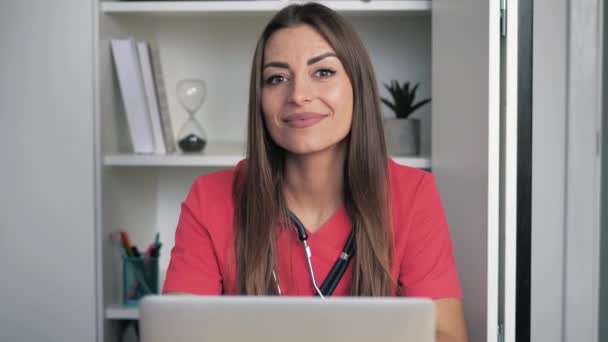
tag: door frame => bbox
[501,0,534,341]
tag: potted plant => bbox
[381,80,431,156]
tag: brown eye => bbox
[264,75,288,85]
[315,69,336,78]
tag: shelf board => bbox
[106,304,139,320]
[105,153,245,167]
[104,141,246,167]
[105,152,430,169]
[101,1,431,15]
[392,156,431,169]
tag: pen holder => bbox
[122,256,159,306]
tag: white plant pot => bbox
[383,118,420,156]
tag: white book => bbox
[149,46,176,153]
[137,41,166,154]
[110,38,155,154]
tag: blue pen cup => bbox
[122,256,159,306]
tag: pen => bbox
[144,242,155,258]
[151,242,162,257]
[119,231,134,257]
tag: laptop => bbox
[139,295,435,342]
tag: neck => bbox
[283,142,346,231]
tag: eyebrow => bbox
[262,52,338,70]
[307,52,338,65]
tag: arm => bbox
[435,298,468,342]
[162,178,223,295]
[398,173,467,341]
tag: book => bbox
[137,41,166,155]
[149,45,177,153]
[110,38,155,154]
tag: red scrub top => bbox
[163,159,462,299]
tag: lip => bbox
[283,112,328,128]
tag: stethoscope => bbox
[272,211,355,299]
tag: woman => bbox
[163,3,467,342]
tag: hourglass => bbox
[176,79,208,153]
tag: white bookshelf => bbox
[97,1,433,340]
[101,1,431,15]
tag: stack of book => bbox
[110,38,176,154]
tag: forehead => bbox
[263,24,335,62]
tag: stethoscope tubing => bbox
[287,211,355,297]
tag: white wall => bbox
[532,0,603,341]
[432,1,500,341]
[530,0,568,340]
[0,1,97,341]
[599,1,608,340]
[563,0,603,338]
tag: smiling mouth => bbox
[283,112,328,128]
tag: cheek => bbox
[261,90,278,129]
[261,88,286,121]
[261,90,272,117]
[322,79,353,122]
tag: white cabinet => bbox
[0,1,97,342]
[95,1,502,342]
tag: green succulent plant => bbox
[381,81,431,119]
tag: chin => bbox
[279,138,346,156]
[281,143,325,155]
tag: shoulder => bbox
[190,160,242,197]
[387,158,433,198]
[189,159,246,197]
[387,159,443,235]
[184,159,246,228]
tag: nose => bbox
[288,74,314,105]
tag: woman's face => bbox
[261,24,354,155]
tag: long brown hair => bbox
[232,3,394,296]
